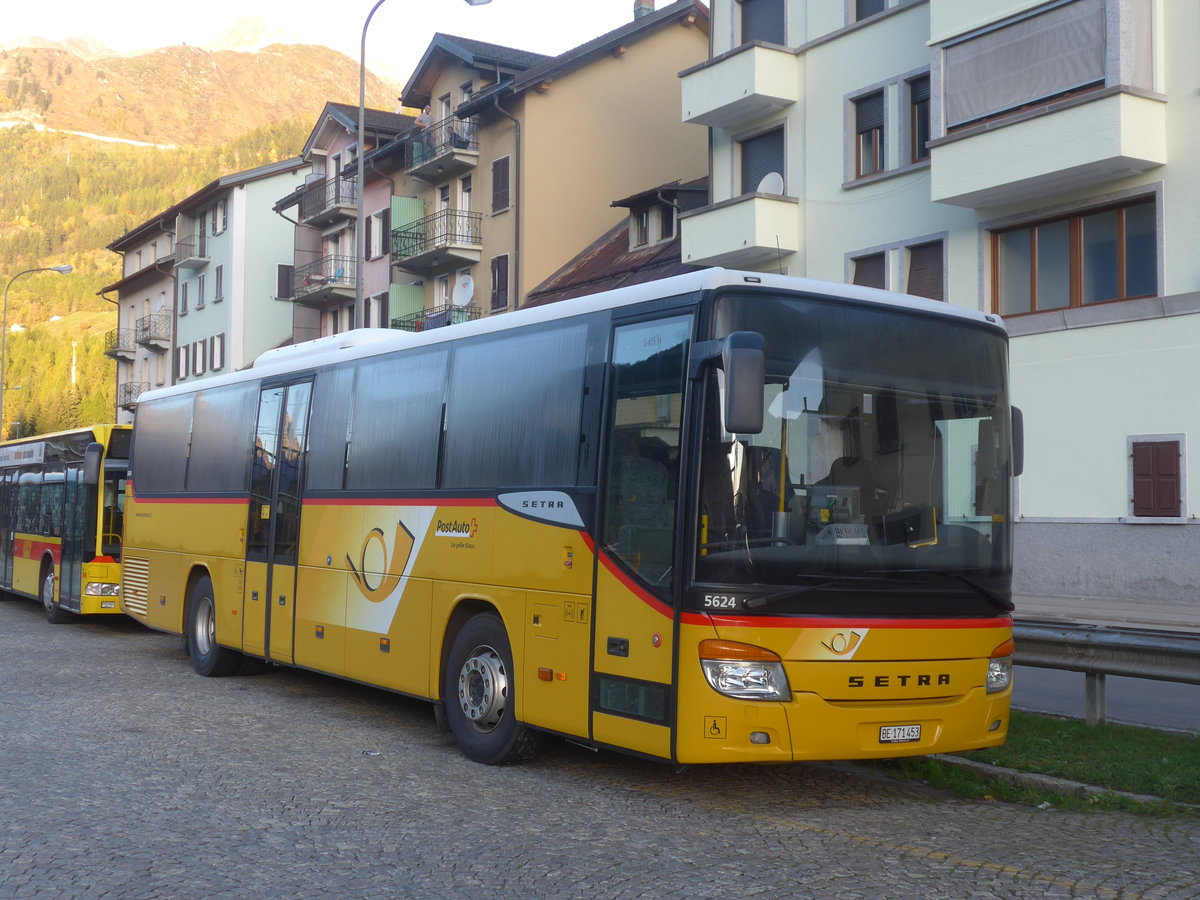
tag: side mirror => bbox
[721,332,765,435]
[1011,406,1024,477]
[83,442,104,486]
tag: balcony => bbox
[118,382,149,410]
[292,255,356,307]
[404,115,480,182]
[135,314,171,351]
[679,193,800,269]
[681,43,799,129]
[391,303,482,333]
[104,328,136,361]
[174,236,208,269]
[299,176,358,228]
[930,89,1167,208]
[392,210,483,274]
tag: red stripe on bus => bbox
[304,497,499,508]
[689,613,1011,630]
[596,548,674,619]
[12,538,62,563]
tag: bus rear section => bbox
[0,425,130,622]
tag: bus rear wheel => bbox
[443,612,541,765]
[186,575,241,677]
[42,567,74,625]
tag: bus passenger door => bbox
[59,466,84,610]
[0,469,14,590]
[243,381,312,664]
[591,315,692,761]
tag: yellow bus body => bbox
[124,490,1009,763]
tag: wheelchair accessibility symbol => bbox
[703,716,728,739]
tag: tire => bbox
[443,612,541,765]
[185,575,242,677]
[41,567,74,625]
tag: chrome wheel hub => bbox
[457,646,508,732]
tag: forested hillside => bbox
[0,40,398,437]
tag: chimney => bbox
[634,0,654,19]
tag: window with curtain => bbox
[943,0,1106,129]
[992,197,1156,316]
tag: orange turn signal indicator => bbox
[698,639,781,662]
[990,638,1015,658]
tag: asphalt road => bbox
[1014,665,1200,732]
[2,597,1198,899]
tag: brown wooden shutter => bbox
[491,255,509,310]
[1132,440,1181,517]
[906,241,944,301]
[852,253,885,289]
[492,157,510,212]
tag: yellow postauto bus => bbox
[0,425,130,623]
[122,269,1021,765]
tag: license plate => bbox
[879,724,921,744]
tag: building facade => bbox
[103,158,310,420]
[679,0,1197,604]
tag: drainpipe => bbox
[492,85,521,308]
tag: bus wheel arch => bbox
[40,556,73,624]
[184,568,241,677]
[440,604,541,765]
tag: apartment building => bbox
[388,0,710,325]
[101,213,177,424]
[679,0,1196,604]
[103,158,309,417]
[273,103,415,337]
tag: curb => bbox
[930,754,1197,810]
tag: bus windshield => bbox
[695,291,1013,614]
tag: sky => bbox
[4,0,666,81]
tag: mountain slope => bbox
[0,42,399,145]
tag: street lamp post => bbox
[1,265,72,435]
[354,0,493,330]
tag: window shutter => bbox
[906,242,944,301]
[740,128,785,195]
[856,0,885,20]
[1132,441,1181,517]
[491,255,509,310]
[365,214,373,259]
[741,0,786,44]
[277,264,294,299]
[852,253,886,289]
[492,157,510,212]
[910,75,931,104]
[211,333,225,371]
[856,92,884,134]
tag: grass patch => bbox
[879,711,1200,814]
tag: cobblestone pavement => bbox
[2,599,1197,900]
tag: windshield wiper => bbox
[864,568,1015,612]
[742,574,894,610]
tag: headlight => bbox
[987,638,1014,693]
[699,639,791,701]
[85,583,121,597]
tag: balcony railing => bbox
[292,254,356,306]
[118,382,149,410]
[391,303,482,333]
[135,314,171,349]
[392,209,483,272]
[104,328,136,359]
[299,176,359,227]
[404,114,480,181]
[175,235,208,269]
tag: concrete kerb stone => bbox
[930,754,1200,812]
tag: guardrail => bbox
[1013,621,1200,726]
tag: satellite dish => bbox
[451,274,475,307]
[756,171,784,195]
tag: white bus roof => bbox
[138,268,1005,405]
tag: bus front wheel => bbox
[186,575,241,677]
[42,567,74,625]
[443,612,541,765]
